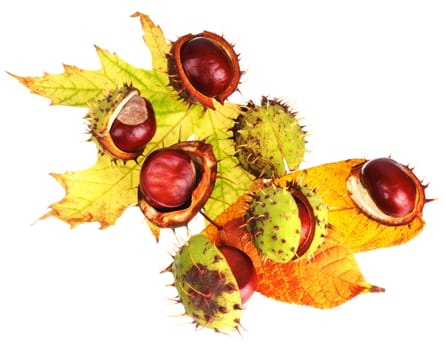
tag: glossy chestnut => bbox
[168,31,241,109]
[109,95,156,154]
[90,86,156,160]
[347,157,425,225]
[139,148,197,211]
[288,186,315,257]
[218,245,257,304]
[138,141,217,228]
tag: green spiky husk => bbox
[246,185,302,263]
[172,234,242,331]
[233,97,306,179]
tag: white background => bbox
[1,0,445,349]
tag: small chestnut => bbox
[109,94,156,154]
[89,86,156,160]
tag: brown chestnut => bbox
[168,31,241,109]
[89,86,156,160]
[138,141,217,228]
[347,157,425,225]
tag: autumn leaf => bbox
[10,62,114,107]
[11,12,256,232]
[40,154,140,228]
[193,104,256,218]
[273,159,426,252]
[204,193,383,308]
[133,12,169,74]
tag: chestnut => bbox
[347,157,426,225]
[138,141,217,228]
[288,186,317,257]
[218,245,257,304]
[109,94,156,154]
[89,86,156,160]
[168,31,241,109]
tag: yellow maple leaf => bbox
[40,154,140,229]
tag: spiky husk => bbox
[171,234,242,331]
[233,97,306,179]
[246,185,302,263]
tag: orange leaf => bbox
[274,159,426,252]
[204,194,383,309]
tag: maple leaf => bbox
[11,12,256,233]
[204,193,384,308]
[40,154,140,228]
[274,159,426,252]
